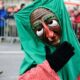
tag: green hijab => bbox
[14,0,80,79]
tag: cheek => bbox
[50,27,61,35]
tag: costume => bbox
[14,0,80,80]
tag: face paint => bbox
[31,8,61,46]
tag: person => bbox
[69,9,77,34]
[74,7,80,42]
[20,3,25,9]
[17,3,25,12]
[0,0,7,41]
[14,0,80,80]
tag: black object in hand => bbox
[45,41,74,72]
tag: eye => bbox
[36,28,44,36]
[48,20,58,27]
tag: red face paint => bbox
[41,22,55,38]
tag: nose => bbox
[41,22,55,38]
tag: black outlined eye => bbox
[48,20,58,27]
[36,28,44,36]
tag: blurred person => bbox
[17,3,25,12]
[0,0,8,41]
[7,6,14,19]
[69,9,77,33]
[14,0,80,80]
[74,7,80,42]
[14,6,20,13]
[20,3,25,9]
[7,6,17,38]
[14,3,25,13]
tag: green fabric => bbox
[14,0,80,79]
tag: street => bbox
[0,42,24,80]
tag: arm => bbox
[45,41,74,72]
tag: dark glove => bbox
[45,41,74,72]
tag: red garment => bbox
[77,75,80,80]
[18,60,60,80]
[75,14,80,23]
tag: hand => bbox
[45,41,74,72]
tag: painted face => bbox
[30,8,61,46]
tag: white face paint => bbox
[36,28,44,36]
[48,20,58,27]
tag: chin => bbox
[51,40,61,47]
[52,43,60,47]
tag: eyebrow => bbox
[43,15,54,21]
[42,13,56,21]
[32,14,55,27]
[32,20,42,29]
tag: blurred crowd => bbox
[69,5,80,42]
[0,0,25,42]
[0,0,80,42]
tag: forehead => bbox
[30,8,55,23]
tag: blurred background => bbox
[0,0,80,80]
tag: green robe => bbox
[14,0,80,80]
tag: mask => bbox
[30,8,61,46]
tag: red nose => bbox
[41,22,55,38]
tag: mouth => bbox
[48,37,60,45]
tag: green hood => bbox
[14,0,80,79]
